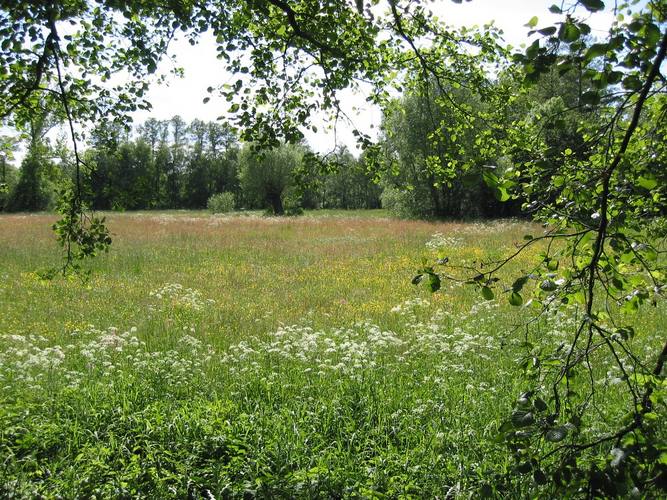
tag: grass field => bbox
[0,211,664,497]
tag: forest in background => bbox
[0,64,594,220]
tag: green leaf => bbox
[512,276,528,293]
[482,286,495,300]
[549,4,562,13]
[620,251,635,264]
[545,426,568,442]
[611,276,625,291]
[580,0,605,12]
[585,43,608,60]
[581,90,600,106]
[622,75,642,91]
[533,469,548,485]
[628,20,643,33]
[526,16,539,29]
[642,246,658,262]
[511,410,535,428]
[534,398,548,412]
[493,186,510,202]
[621,296,639,314]
[538,26,557,36]
[559,22,581,43]
[427,273,441,293]
[637,176,657,190]
[482,169,499,188]
[509,292,523,306]
[607,71,624,84]
[526,39,540,59]
[499,420,514,434]
[644,23,660,46]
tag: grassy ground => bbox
[0,210,663,497]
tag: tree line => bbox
[0,65,590,220]
[0,115,382,215]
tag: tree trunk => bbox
[268,190,284,215]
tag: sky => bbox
[5,0,624,165]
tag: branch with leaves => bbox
[414,2,667,495]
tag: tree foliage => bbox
[238,142,305,215]
[378,77,523,218]
[83,117,241,211]
[416,1,667,495]
[319,147,382,210]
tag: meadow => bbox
[0,211,664,498]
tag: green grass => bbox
[0,211,663,497]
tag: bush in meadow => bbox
[380,185,434,219]
[207,192,235,213]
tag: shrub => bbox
[380,185,434,219]
[281,186,304,216]
[207,192,235,213]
